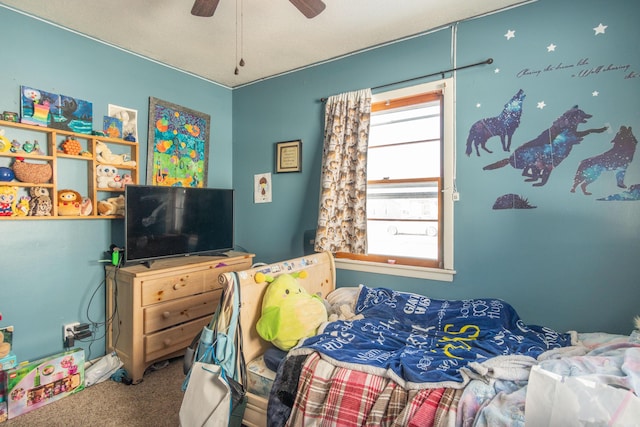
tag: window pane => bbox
[367,181,439,220]
[367,220,438,260]
[369,115,441,147]
[367,140,440,180]
[367,181,439,260]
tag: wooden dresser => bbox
[105,251,254,384]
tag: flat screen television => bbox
[124,184,234,266]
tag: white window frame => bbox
[335,78,456,282]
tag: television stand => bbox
[142,260,155,269]
[105,251,255,384]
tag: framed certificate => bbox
[275,139,302,173]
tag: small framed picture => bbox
[103,116,123,139]
[275,139,302,173]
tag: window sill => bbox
[335,258,455,282]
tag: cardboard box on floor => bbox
[0,326,15,423]
[5,348,85,420]
[1,369,7,423]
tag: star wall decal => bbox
[504,30,515,40]
[476,103,482,108]
[537,101,546,109]
[547,43,557,52]
[494,68,500,73]
[592,91,599,96]
[593,23,607,35]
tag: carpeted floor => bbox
[4,356,185,427]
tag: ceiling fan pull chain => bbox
[234,0,240,74]
[239,0,245,68]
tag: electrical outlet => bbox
[63,322,80,341]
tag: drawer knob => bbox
[162,311,171,319]
[163,338,172,347]
[173,282,186,290]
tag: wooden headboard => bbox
[219,251,336,363]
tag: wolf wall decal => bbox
[483,105,607,186]
[466,89,525,157]
[571,125,637,195]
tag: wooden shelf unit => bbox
[0,119,139,219]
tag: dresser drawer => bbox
[144,290,221,334]
[140,270,208,306]
[145,316,211,362]
[203,259,253,292]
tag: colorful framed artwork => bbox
[146,97,210,187]
[275,139,302,173]
[20,86,60,128]
[103,116,123,138]
[20,86,93,134]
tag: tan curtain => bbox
[314,89,371,254]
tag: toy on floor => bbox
[256,271,328,351]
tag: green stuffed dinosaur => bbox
[255,271,328,351]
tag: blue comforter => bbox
[291,286,573,388]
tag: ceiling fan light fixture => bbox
[191,0,220,17]
[289,0,326,19]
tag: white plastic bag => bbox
[179,362,231,427]
[85,351,123,387]
[525,365,640,426]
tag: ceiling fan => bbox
[191,0,326,19]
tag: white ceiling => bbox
[0,0,529,88]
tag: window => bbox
[336,78,455,281]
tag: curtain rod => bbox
[320,58,493,102]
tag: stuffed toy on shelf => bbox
[57,189,83,216]
[0,185,19,216]
[96,164,121,189]
[97,195,124,216]
[95,141,136,166]
[28,186,52,216]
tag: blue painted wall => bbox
[1,0,638,364]
[233,0,640,335]
[0,7,234,361]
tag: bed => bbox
[219,252,640,427]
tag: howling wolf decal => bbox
[483,105,607,186]
[571,126,637,195]
[466,89,525,157]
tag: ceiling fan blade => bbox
[290,0,326,19]
[191,0,220,17]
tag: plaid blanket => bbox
[286,352,451,427]
[291,286,573,389]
